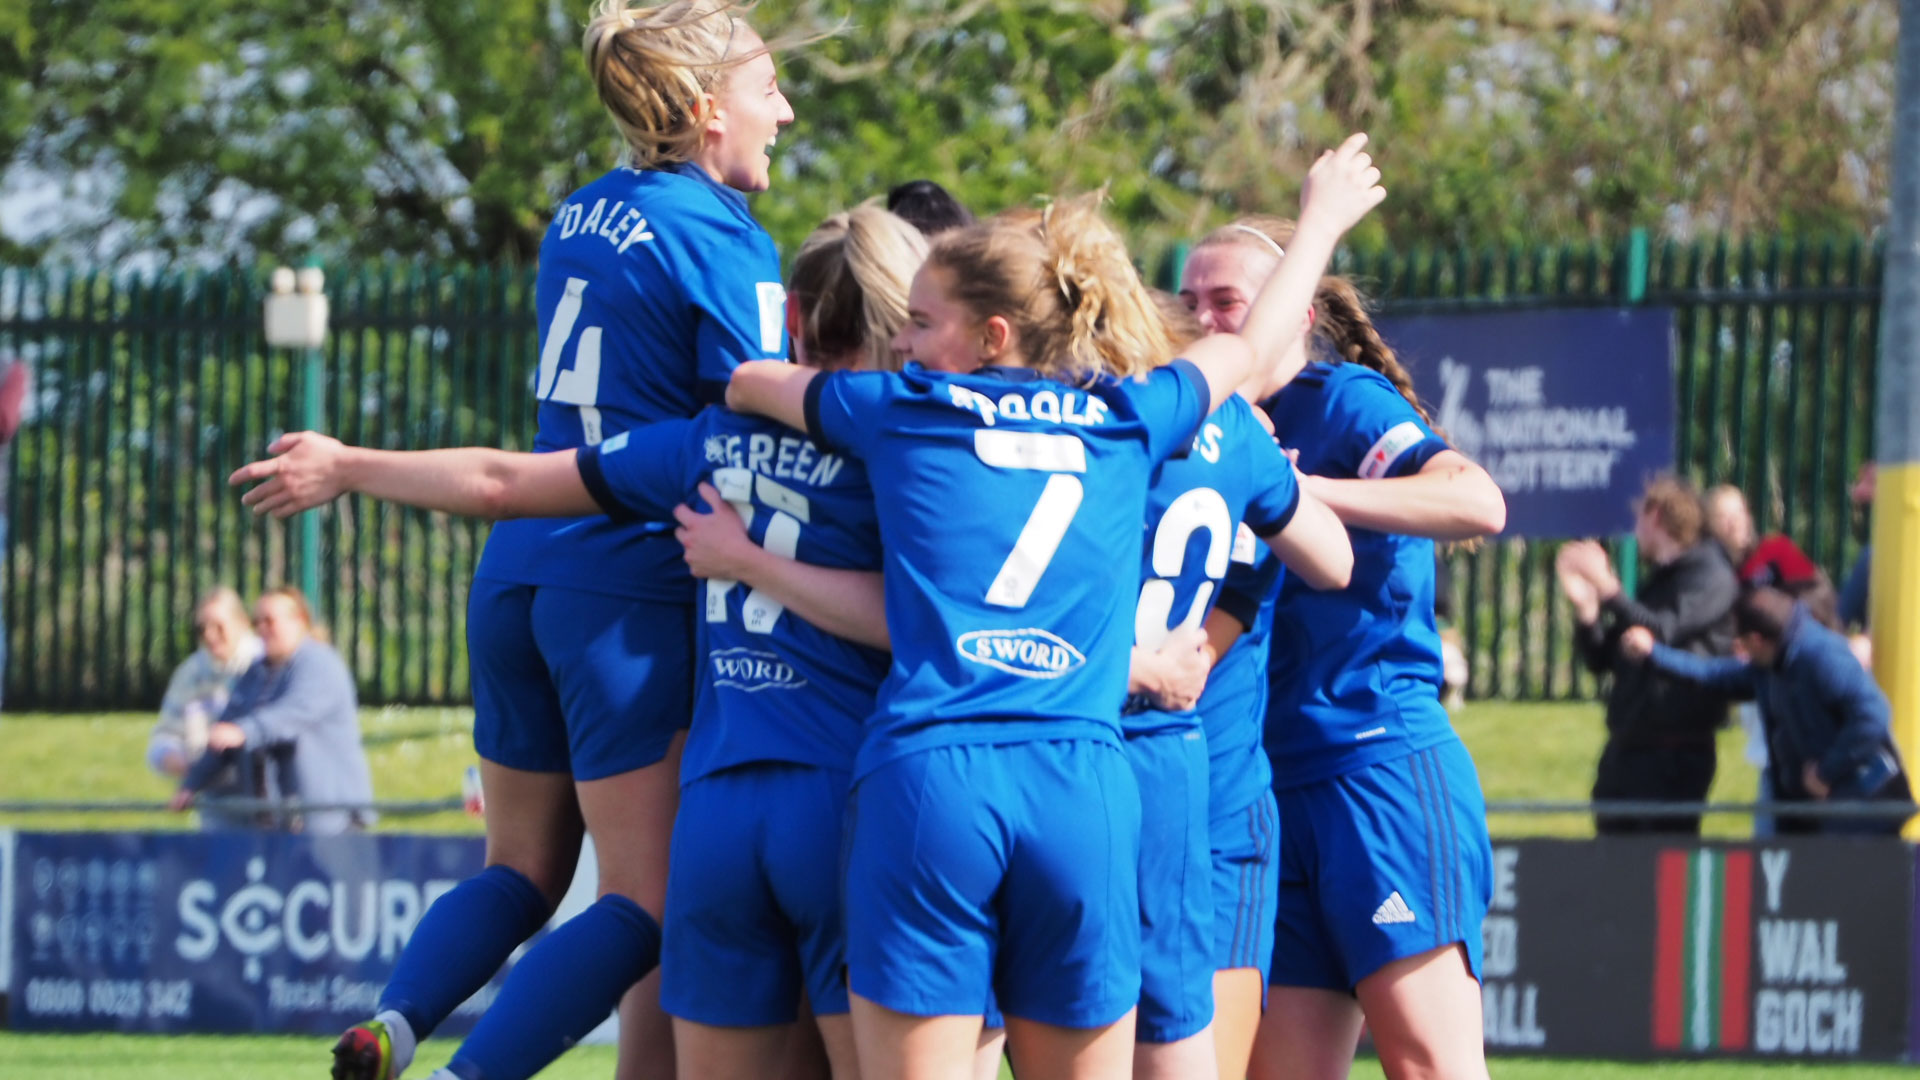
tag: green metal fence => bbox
[0,236,1885,710]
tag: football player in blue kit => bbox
[721,140,1383,1080]
[233,207,925,1080]
[1182,217,1509,1080]
[260,6,794,1079]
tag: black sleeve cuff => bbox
[696,377,730,407]
[1214,586,1261,632]
[1251,483,1302,540]
[802,373,839,452]
[574,447,639,523]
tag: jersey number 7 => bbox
[976,430,1087,609]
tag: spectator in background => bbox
[1621,587,1909,835]
[1557,475,1739,835]
[1840,461,1876,633]
[148,587,263,779]
[885,179,973,237]
[172,587,374,834]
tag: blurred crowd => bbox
[1555,464,1904,836]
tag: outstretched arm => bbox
[231,432,596,521]
[1300,450,1506,541]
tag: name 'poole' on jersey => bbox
[477,163,789,604]
[573,407,885,783]
[1125,394,1300,738]
[803,360,1213,780]
[1262,361,1456,786]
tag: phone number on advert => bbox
[22,977,193,1020]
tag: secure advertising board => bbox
[1487,838,1911,1060]
[1379,308,1677,539]
[6,830,501,1035]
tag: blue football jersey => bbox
[477,163,789,603]
[575,407,886,783]
[805,361,1212,779]
[1124,394,1299,738]
[1197,544,1285,818]
[1261,361,1455,786]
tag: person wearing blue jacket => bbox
[1621,586,1909,835]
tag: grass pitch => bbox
[0,699,1764,838]
[0,1032,1915,1079]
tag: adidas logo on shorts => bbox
[1371,891,1416,926]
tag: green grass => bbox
[0,701,1768,838]
[0,1034,1914,1080]
[0,707,484,833]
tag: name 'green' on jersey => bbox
[575,407,886,783]
[478,163,788,604]
[804,361,1212,780]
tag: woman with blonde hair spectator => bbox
[148,587,262,779]
[172,587,373,836]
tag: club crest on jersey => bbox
[711,648,807,693]
[955,628,1086,679]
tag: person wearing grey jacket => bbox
[173,587,374,835]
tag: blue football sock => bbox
[445,893,661,1080]
[379,864,553,1042]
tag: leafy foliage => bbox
[0,1,1896,265]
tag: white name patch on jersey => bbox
[946,384,1111,429]
[701,432,846,488]
[1358,421,1428,480]
[554,196,656,254]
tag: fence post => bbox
[1617,227,1650,597]
[1875,0,1920,839]
[264,264,330,621]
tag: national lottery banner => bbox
[1486,837,1911,1060]
[1380,308,1677,539]
[5,830,503,1035]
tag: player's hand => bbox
[1803,761,1831,800]
[230,431,350,518]
[206,721,247,752]
[674,482,762,582]
[1132,627,1214,713]
[167,789,195,813]
[1619,625,1655,661]
[1297,133,1387,240]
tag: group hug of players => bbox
[229,4,1510,1080]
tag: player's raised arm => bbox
[230,432,596,521]
[1236,133,1386,397]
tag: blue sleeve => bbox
[1330,370,1450,480]
[688,233,787,404]
[1645,643,1760,701]
[805,370,894,459]
[1132,360,1212,464]
[1812,644,1895,787]
[1242,424,1301,538]
[1839,545,1872,629]
[575,418,695,522]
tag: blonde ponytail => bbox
[926,193,1171,384]
[789,204,928,372]
[582,1,760,169]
